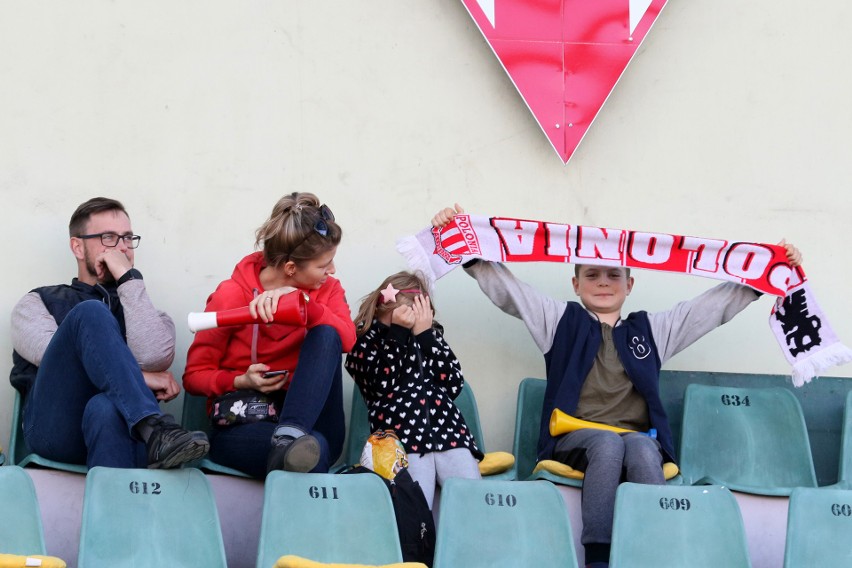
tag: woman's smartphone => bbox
[262,370,289,379]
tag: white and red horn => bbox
[188,291,308,333]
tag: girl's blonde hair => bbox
[255,192,342,268]
[354,271,433,336]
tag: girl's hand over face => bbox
[411,295,433,335]
[391,304,416,329]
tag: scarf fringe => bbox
[791,342,852,387]
[396,235,437,292]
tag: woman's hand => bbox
[411,295,433,335]
[249,286,298,323]
[233,363,288,393]
[431,203,464,228]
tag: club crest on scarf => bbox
[775,290,822,357]
[431,214,483,265]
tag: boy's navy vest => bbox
[541,302,676,463]
[10,280,126,397]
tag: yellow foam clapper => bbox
[662,462,679,480]
[0,554,67,568]
[274,555,427,568]
[532,459,585,480]
[478,451,515,476]
[533,460,680,481]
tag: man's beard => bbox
[84,249,116,284]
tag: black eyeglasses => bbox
[288,204,334,254]
[77,232,142,249]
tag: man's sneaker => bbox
[266,433,321,474]
[146,420,210,469]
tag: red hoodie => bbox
[183,252,356,402]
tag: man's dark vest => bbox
[10,280,126,397]
[540,302,676,463]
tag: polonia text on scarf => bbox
[398,213,852,386]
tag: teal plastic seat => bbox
[338,382,516,479]
[256,471,403,568]
[9,390,87,474]
[784,486,852,566]
[838,390,852,485]
[610,482,751,568]
[78,466,227,567]
[513,377,582,487]
[181,392,251,477]
[453,382,517,480]
[679,384,817,495]
[433,477,578,568]
[335,387,370,472]
[0,466,47,555]
[514,378,683,487]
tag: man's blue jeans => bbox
[208,325,346,478]
[23,301,161,468]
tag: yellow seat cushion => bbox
[478,451,515,476]
[0,554,67,568]
[273,556,427,568]
[533,460,680,481]
[532,460,585,480]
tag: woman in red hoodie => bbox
[184,192,356,478]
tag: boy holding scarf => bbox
[431,204,802,568]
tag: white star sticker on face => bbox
[380,283,400,304]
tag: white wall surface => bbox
[1,0,850,455]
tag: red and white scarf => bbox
[398,213,852,386]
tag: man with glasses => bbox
[10,197,209,469]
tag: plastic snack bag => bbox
[360,430,408,480]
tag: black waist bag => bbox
[210,389,284,427]
[342,466,435,567]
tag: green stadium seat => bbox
[433,477,579,568]
[679,384,817,496]
[255,471,403,568]
[838,390,852,486]
[513,378,681,487]
[334,388,370,472]
[512,378,582,487]
[453,383,516,480]
[784,486,852,567]
[337,383,515,479]
[610,482,751,568]
[0,465,47,555]
[181,392,251,478]
[77,466,227,567]
[9,390,87,474]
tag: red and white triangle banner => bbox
[461,0,668,163]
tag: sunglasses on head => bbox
[288,204,335,254]
[311,204,335,236]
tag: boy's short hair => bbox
[574,264,631,278]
